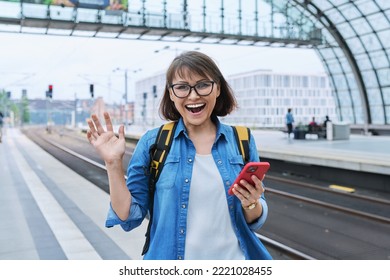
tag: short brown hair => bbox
[160,51,237,121]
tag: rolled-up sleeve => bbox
[105,200,145,231]
[104,129,157,232]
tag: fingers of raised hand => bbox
[91,114,105,135]
[87,118,98,139]
[104,112,114,132]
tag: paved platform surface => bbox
[0,128,147,260]
[0,126,389,260]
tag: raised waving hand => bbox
[86,112,126,164]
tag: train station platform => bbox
[0,126,389,260]
[125,124,390,176]
[251,130,390,176]
[0,127,147,260]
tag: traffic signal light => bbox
[48,85,53,98]
[90,84,94,98]
[152,85,157,98]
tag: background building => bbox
[134,72,166,127]
[223,70,337,129]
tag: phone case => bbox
[228,162,270,195]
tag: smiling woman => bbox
[86,50,273,260]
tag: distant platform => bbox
[119,124,390,176]
[250,129,390,176]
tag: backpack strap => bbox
[142,121,177,255]
[232,126,251,164]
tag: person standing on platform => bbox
[285,108,294,138]
[323,115,331,128]
[86,51,272,260]
[323,115,331,138]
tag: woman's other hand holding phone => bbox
[231,173,266,224]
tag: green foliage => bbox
[0,89,30,124]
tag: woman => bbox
[87,51,272,260]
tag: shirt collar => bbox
[174,115,228,143]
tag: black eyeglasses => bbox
[170,81,215,98]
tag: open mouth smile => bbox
[185,103,206,114]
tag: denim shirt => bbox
[106,117,272,260]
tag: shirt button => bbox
[185,178,189,183]
[226,181,230,186]
[178,256,183,260]
[180,229,184,234]
[217,160,222,165]
[182,204,186,208]
[188,158,193,163]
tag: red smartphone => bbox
[228,162,270,195]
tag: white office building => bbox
[134,69,337,129]
[134,71,166,127]
[222,70,337,129]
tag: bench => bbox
[290,125,326,140]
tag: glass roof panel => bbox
[361,70,379,88]
[383,87,390,104]
[349,18,373,35]
[353,106,364,123]
[327,60,343,75]
[338,56,353,73]
[377,68,390,87]
[317,48,336,60]
[366,13,389,31]
[333,74,349,91]
[377,29,390,48]
[369,106,384,124]
[370,50,390,69]
[321,28,338,44]
[333,47,346,58]
[326,8,346,24]
[337,22,357,39]
[360,33,383,52]
[338,106,353,123]
[345,37,365,54]
[375,0,390,10]
[312,1,334,11]
[355,53,373,71]
[337,90,352,107]
[339,3,362,21]
[346,73,359,91]
[354,0,380,14]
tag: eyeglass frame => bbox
[169,80,215,98]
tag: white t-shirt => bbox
[184,154,245,260]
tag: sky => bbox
[0,32,325,104]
